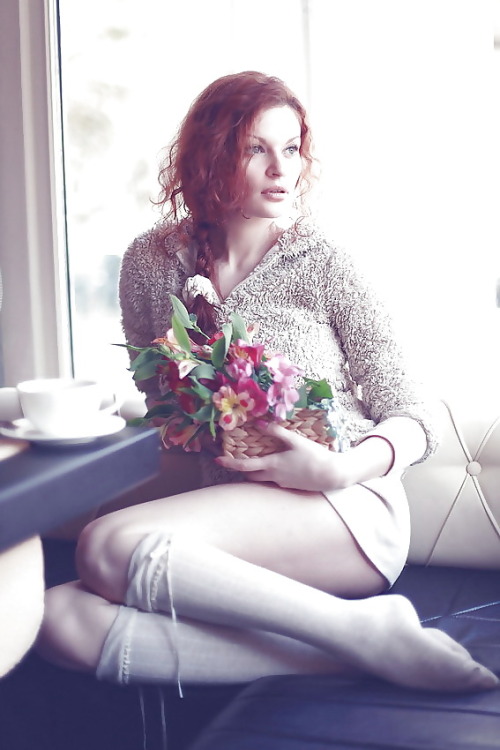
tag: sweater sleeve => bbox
[324,245,441,462]
[119,230,162,406]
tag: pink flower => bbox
[265,353,304,383]
[226,357,253,380]
[213,383,264,431]
[235,378,269,417]
[267,381,300,421]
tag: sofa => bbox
[1,398,499,749]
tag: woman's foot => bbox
[333,594,498,692]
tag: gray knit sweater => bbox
[119,219,439,464]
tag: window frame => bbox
[0,0,71,387]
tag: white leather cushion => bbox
[403,400,500,568]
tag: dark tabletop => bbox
[0,426,160,551]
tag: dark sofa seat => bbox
[1,540,499,750]
[190,566,500,750]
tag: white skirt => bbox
[200,455,411,587]
[323,474,411,587]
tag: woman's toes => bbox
[424,627,473,657]
[468,664,499,690]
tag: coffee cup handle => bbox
[99,393,124,418]
[0,388,23,422]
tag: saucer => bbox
[0,415,126,446]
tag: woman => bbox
[38,72,497,692]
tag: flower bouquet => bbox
[124,295,348,458]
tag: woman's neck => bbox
[221,215,288,270]
[209,216,289,300]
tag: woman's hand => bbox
[215,423,355,492]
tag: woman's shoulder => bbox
[284,220,355,269]
[125,219,192,262]
[120,220,194,298]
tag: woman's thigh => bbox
[78,482,386,598]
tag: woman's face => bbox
[240,106,303,221]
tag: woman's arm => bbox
[119,232,164,408]
[325,245,441,464]
[215,415,426,491]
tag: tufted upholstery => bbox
[404,399,500,568]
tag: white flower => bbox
[182,274,220,306]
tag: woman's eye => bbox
[248,144,264,155]
[285,144,299,156]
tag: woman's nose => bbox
[266,152,284,177]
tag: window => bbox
[57,0,309,401]
[2,0,499,405]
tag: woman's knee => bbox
[76,516,165,602]
[75,517,129,599]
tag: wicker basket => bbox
[222,408,336,459]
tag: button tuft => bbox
[466,461,482,476]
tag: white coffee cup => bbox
[15,378,121,436]
[0,387,23,422]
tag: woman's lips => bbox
[261,188,288,200]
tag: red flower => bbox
[208,331,224,345]
[159,361,197,413]
[228,341,266,368]
[234,377,268,417]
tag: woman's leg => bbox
[0,536,44,677]
[76,482,386,599]
[39,581,349,684]
[40,483,498,692]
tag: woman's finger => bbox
[264,422,306,448]
[215,455,270,473]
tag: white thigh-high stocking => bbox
[119,531,498,692]
[96,604,345,686]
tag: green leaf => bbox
[192,363,216,381]
[113,342,144,352]
[305,377,333,402]
[222,322,232,347]
[129,348,162,371]
[156,344,176,358]
[295,383,308,409]
[211,323,232,368]
[230,311,249,343]
[171,314,192,353]
[170,295,193,329]
[133,360,162,381]
[189,404,216,423]
[210,337,226,368]
[209,411,217,438]
[169,294,210,339]
[189,378,216,401]
[144,403,177,419]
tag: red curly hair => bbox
[156,71,316,334]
